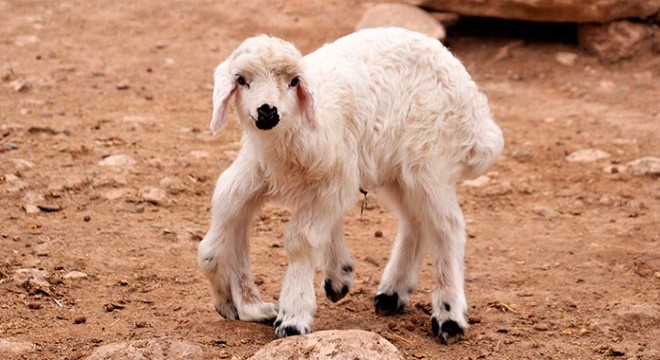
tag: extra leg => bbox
[375,184,426,315]
[321,221,354,303]
[197,150,277,323]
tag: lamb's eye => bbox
[236,75,247,86]
[289,76,299,88]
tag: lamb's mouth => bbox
[252,115,279,130]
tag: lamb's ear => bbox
[210,60,235,134]
[297,75,316,129]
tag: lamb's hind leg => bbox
[375,184,426,315]
[418,184,469,344]
[197,151,277,323]
[321,221,354,303]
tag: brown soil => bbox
[1,1,659,359]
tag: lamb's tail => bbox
[460,109,504,180]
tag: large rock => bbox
[356,3,446,40]
[85,337,202,360]
[249,330,404,360]
[579,21,653,62]
[409,0,660,23]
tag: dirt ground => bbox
[1,0,659,359]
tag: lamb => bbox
[197,27,504,343]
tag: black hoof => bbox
[374,292,404,316]
[324,279,349,303]
[432,317,465,344]
[283,325,302,337]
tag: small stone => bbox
[13,268,50,290]
[98,154,137,167]
[566,149,610,163]
[189,150,210,159]
[11,80,30,92]
[102,188,131,200]
[468,315,481,324]
[555,52,578,66]
[37,204,62,212]
[115,80,130,90]
[356,3,446,40]
[63,271,88,280]
[23,204,40,214]
[104,303,125,312]
[532,204,560,218]
[374,230,383,238]
[73,316,86,324]
[84,215,91,222]
[462,175,490,187]
[625,156,660,177]
[607,346,625,357]
[1,64,14,81]
[10,159,35,171]
[533,323,549,331]
[139,186,166,204]
[2,142,18,151]
[28,302,42,310]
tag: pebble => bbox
[102,188,131,200]
[12,268,50,289]
[1,64,14,81]
[555,52,578,66]
[10,158,35,171]
[566,149,610,163]
[63,271,88,280]
[625,156,660,177]
[532,323,549,331]
[23,204,40,214]
[462,175,490,187]
[139,186,166,204]
[532,204,560,218]
[374,230,383,238]
[115,80,130,90]
[11,80,30,92]
[84,215,91,222]
[98,154,137,167]
[189,150,210,159]
[73,316,86,324]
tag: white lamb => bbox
[198,27,504,343]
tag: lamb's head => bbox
[210,35,315,134]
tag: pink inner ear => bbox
[296,83,315,127]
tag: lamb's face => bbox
[210,36,315,134]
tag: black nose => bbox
[256,104,279,130]
[257,104,278,117]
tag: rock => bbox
[411,0,660,23]
[356,3,446,40]
[12,268,50,290]
[115,80,130,90]
[578,21,652,62]
[532,323,549,331]
[99,154,137,167]
[139,187,166,204]
[74,316,87,324]
[102,188,131,200]
[374,230,384,238]
[85,337,203,360]
[249,330,404,360]
[0,338,36,356]
[566,149,610,163]
[625,156,660,177]
[189,150,209,159]
[532,204,560,218]
[1,64,14,82]
[462,175,490,187]
[11,79,30,92]
[555,52,577,66]
[23,204,40,214]
[63,271,88,280]
[10,158,35,171]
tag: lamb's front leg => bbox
[197,151,277,323]
[274,207,337,338]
